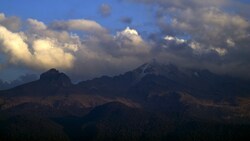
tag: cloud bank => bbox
[0,13,151,80]
[0,0,250,82]
[129,0,250,77]
[0,16,78,70]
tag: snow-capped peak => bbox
[134,59,164,78]
[132,60,183,82]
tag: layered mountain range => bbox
[0,61,250,141]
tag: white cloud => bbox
[164,35,186,44]
[226,38,235,47]
[202,7,248,29]
[32,38,75,69]
[164,36,175,41]
[27,19,47,31]
[115,27,143,44]
[0,13,21,31]
[189,41,205,54]
[1,10,250,80]
[0,24,76,70]
[189,41,228,56]
[0,25,32,64]
[114,27,151,55]
[51,19,106,33]
[1,16,151,79]
[211,47,227,56]
[0,13,5,21]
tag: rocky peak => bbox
[39,69,72,87]
[40,69,59,79]
[135,60,179,76]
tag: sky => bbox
[0,0,250,84]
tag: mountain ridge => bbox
[1,61,250,119]
[1,61,250,141]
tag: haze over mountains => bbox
[0,74,37,90]
[0,61,250,141]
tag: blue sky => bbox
[0,0,155,34]
[0,0,250,84]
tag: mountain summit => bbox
[133,60,180,79]
[40,69,72,87]
[0,69,72,97]
[1,62,250,141]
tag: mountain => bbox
[71,102,250,141]
[1,68,72,97]
[0,68,138,117]
[40,68,72,87]
[0,115,70,141]
[79,102,174,141]
[77,60,250,116]
[1,61,250,118]
[0,74,37,91]
[1,61,250,141]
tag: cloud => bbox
[115,27,143,45]
[132,0,230,9]
[27,19,81,52]
[0,25,33,64]
[32,38,75,69]
[164,35,186,45]
[50,19,107,33]
[120,17,133,24]
[211,47,227,56]
[226,38,235,47]
[162,7,249,58]
[99,4,112,17]
[127,0,250,77]
[27,18,47,31]
[1,6,250,81]
[0,13,21,31]
[0,14,151,81]
[0,13,4,20]
[70,26,151,80]
[114,27,151,56]
[130,0,249,51]
[0,18,78,70]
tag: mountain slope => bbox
[1,62,250,140]
[0,62,250,119]
[77,60,250,101]
[0,69,72,97]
